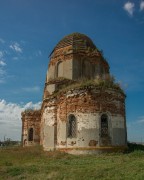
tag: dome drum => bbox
[41,86,127,154]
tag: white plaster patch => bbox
[24,130,27,134]
[42,107,55,126]
[77,113,99,131]
[57,120,66,141]
[111,116,124,128]
[46,84,56,94]
[46,106,55,111]
[66,93,77,98]
[45,113,55,126]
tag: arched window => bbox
[57,61,63,77]
[28,128,33,141]
[68,115,76,138]
[101,114,108,137]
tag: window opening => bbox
[28,128,33,141]
[68,115,76,138]
[101,114,108,137]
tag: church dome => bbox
[54,32,97,51]
[46,33,110,95]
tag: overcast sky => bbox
[0,0,144,142]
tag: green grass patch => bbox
[0,145,144,179]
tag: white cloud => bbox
[136,116,144,124]
[138,119,144,123]
[0,51,7,83]
[128,116,144,126]
[23,101,41,109]
[0,51,4,59]
[0,99,41,141]
[10,42,23,53]
[0,61,6,66]
[140,1,144,11]
[22,86,40,92]
[123,1,135,16]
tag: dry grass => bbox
[52,76,124,98]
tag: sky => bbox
[0,0,144,142]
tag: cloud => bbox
[136,116,144,124]
[22,86,40,92]
[127,116,144,127]
[0,99,41,140]
[0,51,4,59]
[140,1,144,11]
[23,101,41,109]
[0,61,6,66]
[9,42,23,53]
[0,51,7,83]
[123,1,135,16]
[138,119,144,123]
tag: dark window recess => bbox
[101,114,108,137]
[57,61,63,77]
[68,115,76,138]
[28,128,33,141]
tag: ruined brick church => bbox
[21,33,127,154]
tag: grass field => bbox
[0,144,144,180]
